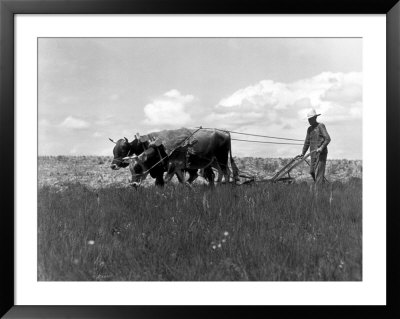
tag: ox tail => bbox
[228,132,240,182]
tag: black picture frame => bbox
[1,0,399,318]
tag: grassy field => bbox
[38,156,362,281]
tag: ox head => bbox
[110,137,132,170]
[128,153,148,186]
[109,134,153,170]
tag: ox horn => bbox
[109,138,117,144]
[151,137,163,147]
[124,137,129,143]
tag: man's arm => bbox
[300,128,310,157]
[317,123,331,152]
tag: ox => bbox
[109,136,167,186]
[130,129,239,186]
[109,132,210,187]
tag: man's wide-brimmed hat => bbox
[306,109,321,119]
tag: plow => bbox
[234,151,317,185]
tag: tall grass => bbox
[38,179,362,281]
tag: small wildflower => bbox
[87,240,95,245]
[124,222,132,230]
[222,239,226,243]
[217,243,222,248]
[212,245,217,250]
[73,258,79,265]
[224,231,229,237]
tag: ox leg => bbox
[175,170,192,188]
[165,163,176,182]
[203,167,215,187]
[175,170,185,183]
[220,165,231,183]
[217,161,231,183]
[212,161,225,183]
[187,169,199,184]
[224,167,231,183]
[155,175,165,187]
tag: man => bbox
[299,109,331,184]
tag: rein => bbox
[125,127,203,177]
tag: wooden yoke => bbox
[135,132,150,152]
[148,137,165,168]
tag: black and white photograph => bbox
[37,37,363,282]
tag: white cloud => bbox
[143,90,194,126]
[60,116,90,129]
[93,131,103,137]
[163,89,190,100]
[206,72,362,130]
[204,72,363,160]
[321,72,362,104]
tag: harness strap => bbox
[156,147,165,168]
[125,127,204,177]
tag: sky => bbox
[38,38,362,159]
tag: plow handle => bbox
[272,151,315,182]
